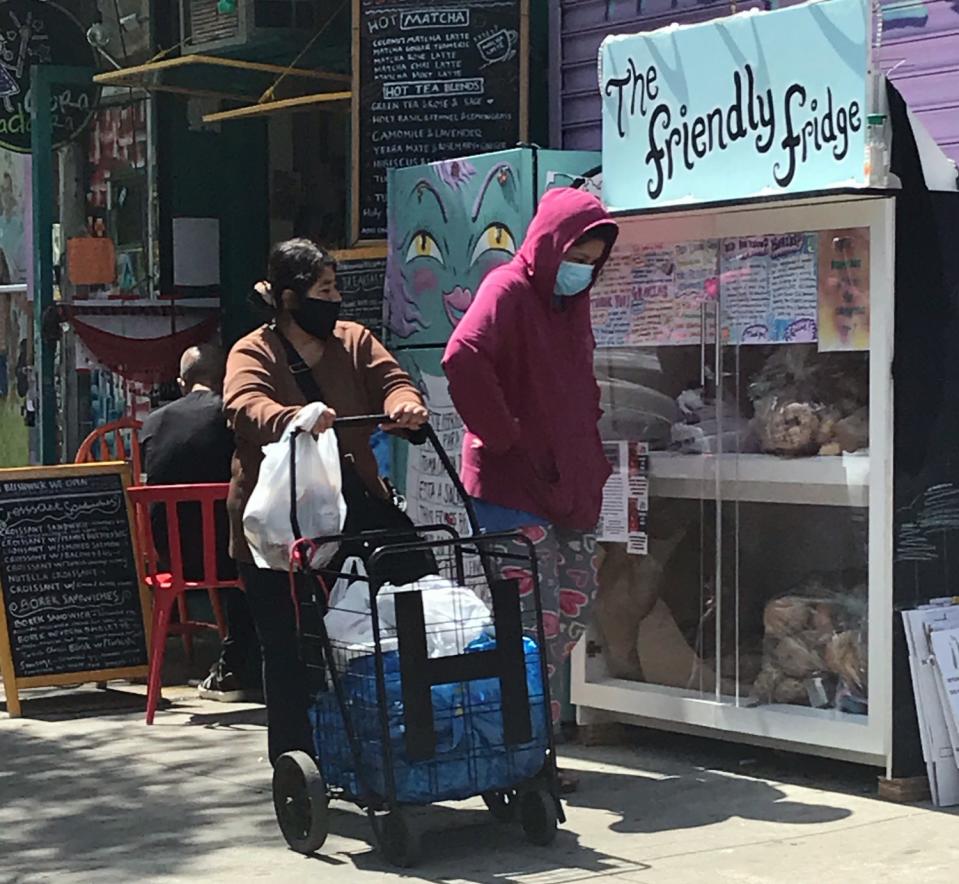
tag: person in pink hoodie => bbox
[443,187,618,792]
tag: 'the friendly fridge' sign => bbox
[600,0,870,211]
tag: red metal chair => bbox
[79,418,225,661]
[76,417,144,484]
[127,483,242,724]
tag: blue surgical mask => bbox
[554,260,595,297]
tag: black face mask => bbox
[292,298,341,340]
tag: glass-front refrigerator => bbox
[573,194,895,765]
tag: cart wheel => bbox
[272,751,329,855]
[482,789,519,822]
[375,810,421,868]
[519,789,558,846]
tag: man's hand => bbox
[384,402,428,431]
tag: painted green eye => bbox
[470,223,516,264]
[406,231,444,265]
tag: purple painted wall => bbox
[878,0,959,161]
[557,0,959,164]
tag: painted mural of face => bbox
[386,159,523,343]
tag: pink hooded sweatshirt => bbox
[442,188,619,532]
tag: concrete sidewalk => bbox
[1,686,957,883]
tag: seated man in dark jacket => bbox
[140,344,260,702]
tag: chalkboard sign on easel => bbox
[0,463,150,716]
[352,0,529,242]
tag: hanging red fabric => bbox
[67,313,219,383]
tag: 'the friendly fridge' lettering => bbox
[603,60,863,199]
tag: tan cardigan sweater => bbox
[224,323,424,564]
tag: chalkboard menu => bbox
[354,0,526,240]
[0,0,99,153]
[337,257,387,334]
[0,465,148,714]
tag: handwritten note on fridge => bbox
[591,240,719,348]
[591,223,868,349]
[720,233,819,344]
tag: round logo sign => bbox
[0,0,99,153]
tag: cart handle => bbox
[332,414,430,448]
[332,414,390,427]
[334,419,470,514]
[290,413,423,439]
[289,415,481,536]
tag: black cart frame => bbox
[271,417,563,867]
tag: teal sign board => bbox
[600,0,870,211]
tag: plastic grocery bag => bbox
[381,575,493,658]
[323,555,375,649]
[324,558,492,658]
[243,402,347,571]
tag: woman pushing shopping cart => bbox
[270,415,562,867]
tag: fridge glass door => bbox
[717,225,871,722]
[592,238,722,700]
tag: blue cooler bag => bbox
[308,633,548,803]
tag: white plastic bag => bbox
[381,575,494,658]
[323,555,375,647]
[243,402,346,571]
[324,560,492,659]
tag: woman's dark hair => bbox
[260,238,336,313]
[573,223,618,250]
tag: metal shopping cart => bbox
[271,417,562,867]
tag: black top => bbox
[141,389,234,485]
[140,390,236,581]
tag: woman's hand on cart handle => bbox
[311,406,337,434]
[382,402,429,432]
[330,412,431,444]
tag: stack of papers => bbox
[902,600,959,806]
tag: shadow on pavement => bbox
[557,735,857,837]
[0,724,269,882]
[0,687,148,721]
[342,748,853,880]
[180,708,653,881]
[358,817,654,882]
[0,707,883,883]
[563,761,852,836]
[186,706,267,729]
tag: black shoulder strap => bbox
[273,328,328,542]
[273,327,326,404]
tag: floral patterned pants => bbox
[487,525,600,725]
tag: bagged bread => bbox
[749,572,867,711]
[748,347,869,456]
